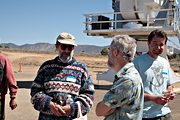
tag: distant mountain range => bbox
[2,42,180,55]
[2,43,106,54]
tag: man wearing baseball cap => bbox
[31,32,94,120]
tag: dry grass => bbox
[2,49,180,120]
[2,49,179,79]
[1,49,109,82]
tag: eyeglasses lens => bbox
[61,44,74,51]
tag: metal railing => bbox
[83,7,180,33]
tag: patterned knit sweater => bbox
[30,56,95,120]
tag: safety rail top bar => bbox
[83,8,177,17]
[83,8,180,38]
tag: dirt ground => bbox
[2,50,180,120]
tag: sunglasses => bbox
[60,44,74,51]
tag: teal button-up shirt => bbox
[103,63,144,120]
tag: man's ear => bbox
[113,48,119,57]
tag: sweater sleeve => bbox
[70,65,95,118]
[30,63,53,112]
[5,57,18,99]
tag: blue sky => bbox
[0,0,180,47]
[0,0,112,46]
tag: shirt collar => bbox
[114,63,134,81]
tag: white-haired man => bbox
[96,35,144,120]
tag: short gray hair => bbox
[110,35,137,62]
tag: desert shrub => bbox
[101,47,108,55]
[4,45,9,49]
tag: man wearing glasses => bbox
[31,32,95,120]
[96,35,144,120]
